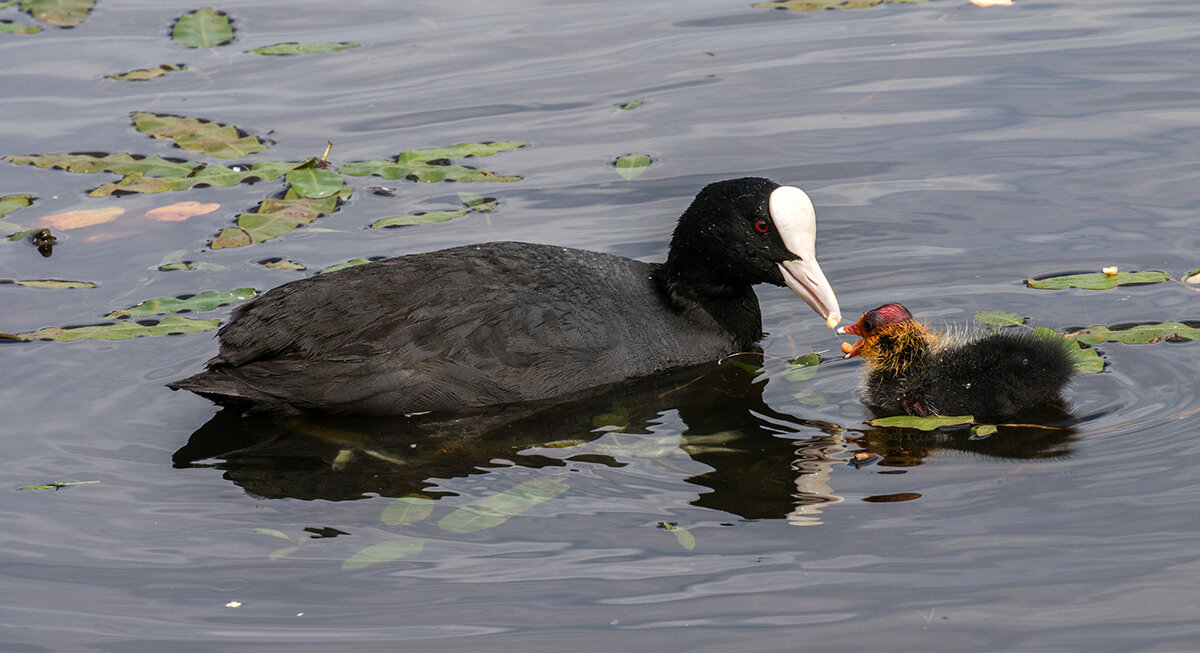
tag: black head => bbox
[663,177,841,326]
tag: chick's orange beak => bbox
[836,321,866,359]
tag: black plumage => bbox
[838,303,1076,420]
[170,177,841,415]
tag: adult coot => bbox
[838,303,1076,420]
[170,177,841,415]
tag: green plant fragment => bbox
[18,480,99,490]
[0,19,39,33]
[1025,270,1171,290]
[2,278,96,288]
[338,141,525,183]
[4,152,203,177]
[0,194,32,218]
[261,258,306,271]
[458,192,496,212]
[21,0,94,26]
[210,192,343,249]
[370,210,468,229]
[437,475,569,534]
[268,546,300,560]
[342,538,424,570]
[245,41,358,56]
[783,352,820,382]
[617,99,644,111]
[105,63,187,82]
[16,315,219,342]
[319,258,375,274]
[381,496,435,526]
[132,112,267,160]
[614,153,651,180]
[974,310,1025,327]
[866,414,975,430]
[286,167,346,199]
[970,424,998,439]
[659,522,696,551]
[253,528,292,541]
[753,0,926,10]
[1030,328,1103,374]
[91,159,310,196]
[105,287,256,318]
[172,7,233,48]
[1069,321,1200,346]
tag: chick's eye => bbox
[754,219,770,234]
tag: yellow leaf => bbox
[33,207,125,230]
[146,201,220,222]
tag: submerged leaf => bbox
[253,528,292,541]
[1025,270,1171,290]
[171,7,233,48]
[614,153,651,180]
[0,194,33,218]
[106,288,256,318]
[342,539,424,570]
[2,279,96,289]
[783,352,821,382]
[381,496,435,526]
[132,112,267,160]
[16,315,219,341]
[753,0,926,9]
[437,475,569,534]
[245,41,358,56]
[974,310,1025,327]
[33,206,124,230]
[866,415,975,430]
[22,0,94,27]
[370,210,468,229]
[146,201,220,222]
[105,63,187,82]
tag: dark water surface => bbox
[5,0,1200,650]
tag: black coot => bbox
[837,303,1076,420]
[170,177,842,415]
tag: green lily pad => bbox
[105,287,256,318]
[0,19,39,33]
[338,141,525,183]
[21,0,94,27]
[286,167,346,199]
[0,194,32,219]
[245,41,358,56]
[783,352,820,382]
[211,188,347,249]
[4,152,203,177]
[132,112,267,160]
[753,0,926,10]
[319,258,376,274]
[16,315,219,342]
[1025,270,1171,290]
[105,63,187,82]
[974,310,1025,327]
[614,153,651,180]
[171,7,233,48]
[381,496,435,526]
[1068,321,1200,346]
[1030,328,1103,374]
[91,160,309,197]
[1,278,96,289]
[437,475,569,534]
[370,209,468,229]
[866,414,975,430]
[342,538,424,570]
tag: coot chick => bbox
[837,303,1075,420]
[170,177,842,415]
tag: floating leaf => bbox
[105,63,187,82]
[4,152,203,177]
[1028,328,1103,374]
[18,480,99,490]
[783,352,820,382]
[171,7,233,48]
[342,538,424,570]
[1068,322,1200,346]
[0,194,32,218]
[21,0,94,27]
[245,41,358,56]
[617,99,644,111]
[33,206,124,230]
[319,258,375,274]
[753,0,926,9]
[211,191,345,249]
[866,415,975,430]
[286,167,346,199]
[261,258,306,271]
[0,19,39,33]
[659,522,696,551]
[156,249,225,272]
[106,288,256,318]
[254,528,292,541]
[614,153,651,180]
[793,392,826,406]
[132,112,267,160]
[1025,270,1171,290]
[974,310,1025,327]
[339,141,525,183]
[370,210,468,229]
[381,496,435,526]
[970,424,998,439]
[2,279,96,289]
[91,160,308,197]
[146,201,220,222]
[16,315,219,342]
[437,476,569,534]
[458,192,496,212]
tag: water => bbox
[4,0,1200,650]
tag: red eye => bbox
[754,220,769,233]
